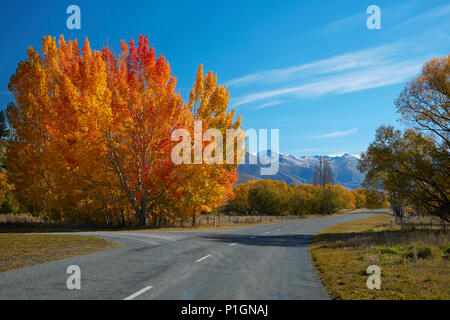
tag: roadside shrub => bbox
[404,245,433,260]
[442,245,450,259]
[228,180,357,215]
[378,246,400,255]
[417,246,433,259]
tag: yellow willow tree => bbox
[177,65,243,226]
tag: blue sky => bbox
[1,0,449,157]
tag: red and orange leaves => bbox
[6,35,241,225]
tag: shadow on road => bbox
[199,233,312,247]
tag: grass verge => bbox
[0,234,121,272]
[310,213,450,299]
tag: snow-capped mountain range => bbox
[238,151,364,189]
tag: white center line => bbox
[249,236,256,239]
[229,242,237,246]
[264,231,270,234]
[123,286,153,300]
[195,254,211,262]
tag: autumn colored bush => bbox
[6,35,241,227]
[0,171,22,214]
[351,188,367,208]
[227,180,358,215]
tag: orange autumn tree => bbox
[7,35,241,227]
[7,36,114,223]
[101,35,190,226]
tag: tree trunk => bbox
[138,213,146,226]
[136,206,147,227]
[120,207,126,227]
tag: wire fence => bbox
[393,214,449,231]
[172,213,342,228]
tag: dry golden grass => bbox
[0,234,121,272]
[0,213,46,224]
[311,213,450,300]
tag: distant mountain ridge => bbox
[238,152,364,189]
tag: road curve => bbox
[0,210,385,300]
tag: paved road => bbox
[0,210,385,300]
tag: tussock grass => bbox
[311,213,450,300]
[0,234,120,272]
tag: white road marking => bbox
[229,242,237,246]
[196,254,211,262]
[249,236,256,239]
[264,232,270,234]
[123,286,153,300]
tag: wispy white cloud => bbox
[393,4,450,29]
[253,100,284,110]
[230,54,424,106]
[227,5,448,109]
[299,0,423,40]
[305,12,363,38]
[227,44,398,87]
[310,128,358,139]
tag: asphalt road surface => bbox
[0,210,385,300]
